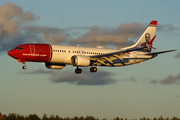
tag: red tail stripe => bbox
[149,46,156,50]
[148,35,156,45]
[150,20,157,26]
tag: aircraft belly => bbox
[99,58,147,67]
[50,53,71,64]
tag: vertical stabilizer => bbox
[134,20,157,52]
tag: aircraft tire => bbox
[22,66,27,70]
[90,67,97,72]
[75,68,82,74]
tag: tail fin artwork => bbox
[133,20,157,52]
[147,35,157,50]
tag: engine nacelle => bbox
[45,62,65,69]
[71,55,90,67]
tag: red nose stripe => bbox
[7,44,51,63]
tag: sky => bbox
[0,0,180,119]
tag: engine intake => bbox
[71,55,90,67]
[45,62,65,69]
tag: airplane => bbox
[8,20,176,74]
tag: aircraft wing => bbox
[145,49,177,55]
[90,47,144,58]
[89,47,144,66]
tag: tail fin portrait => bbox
[134,20,157,52]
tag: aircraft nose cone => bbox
[7,50,12,56]
[7,49,16,58]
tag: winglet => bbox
[149,20,158,26]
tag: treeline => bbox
[0,113,180,120]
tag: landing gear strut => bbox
[75,67,82,74]
[16,59,27,70]
[74,66,97,74]
[22,63,27,70]
[90,67,97,73]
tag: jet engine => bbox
[71,55,90,66]
[45,62,65,69]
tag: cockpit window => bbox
[15,47,24,50]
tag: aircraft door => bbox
[29,45,35,54]
[133,52,137,63]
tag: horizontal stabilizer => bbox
[145,49,177,55]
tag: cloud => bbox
[18,68,117,86]
[18,68,55,74]
[157,23,180,36]
[3,2,179,55]
[177,95,180,98]
[50,68,117,86]
[0,2,71,52]
[71,22,145,48]
[157,24,180,32]
[150,73,180,85]
[23,26,90,44]
[0,2,37,38]
[175,52,180,58]
[42,33,67,44]
[23,26,65,34]
[0,2,37,52]
[124,76,137,83]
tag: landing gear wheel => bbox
[90,67,97,73]
[75,68,82,74]
[22,66,27,70]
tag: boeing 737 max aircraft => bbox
[8,20,176,74]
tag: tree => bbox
[171,117,179,120]
[114,117,120,120]
[159,116,164,120]
[27,114,41,120]
[8,113,17,120]
[42,114,49,120]
[55,114,61,120]
[0,113,5,120]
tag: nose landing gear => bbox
[22,65,27,69]
[16,59,27,70]
[22,63,27,70]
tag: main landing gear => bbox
[75,67,82,74]
[74,66,97,74]
[90,67,97,73]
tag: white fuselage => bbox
[50,45,154,67]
